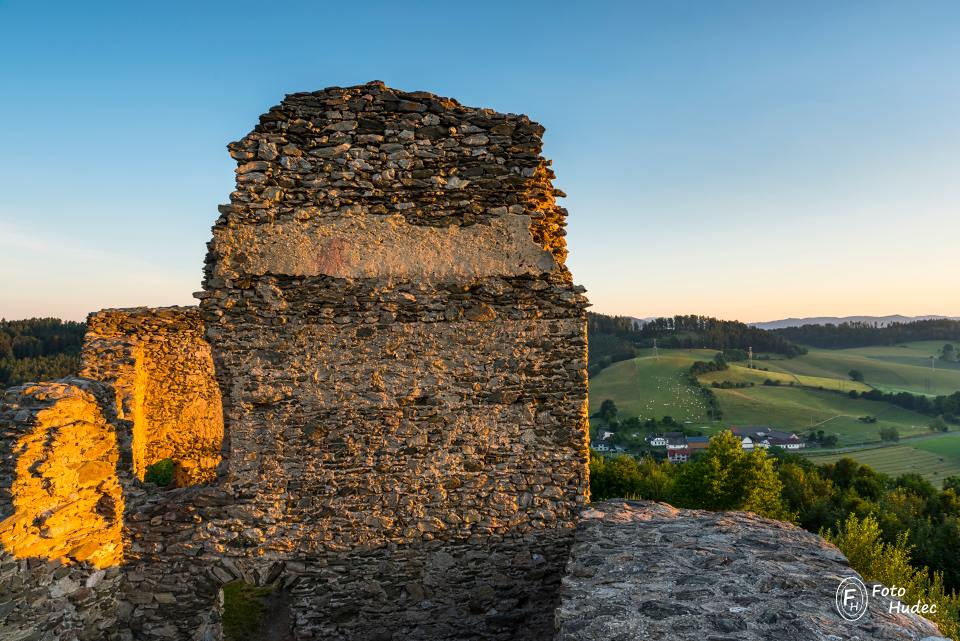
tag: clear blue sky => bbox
[1,1,957,322]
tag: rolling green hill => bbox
[588,343,950,447]
[589,350,714,423]
[698,362,871,393]
[713,385,931,444]
[756,343,960,396]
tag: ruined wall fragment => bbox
[0,378,125,640]
[82,307,224,486]
[198,81,590,640]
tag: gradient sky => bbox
[1,1,958,322]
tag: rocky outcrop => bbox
[556,500,948,641]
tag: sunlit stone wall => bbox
[196,81,590,640]
[0,378,125,640]
[81,306,224,486]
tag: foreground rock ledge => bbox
[556,501,947,641]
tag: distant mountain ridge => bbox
[751,315,960,330]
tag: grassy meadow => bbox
[713,385,931,445]
[806,435,960,487]
[756,342,960,396]
[588,350,716,424]
[589,341,959,448]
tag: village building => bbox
[731,427,805,451]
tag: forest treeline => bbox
[0,318,85,387]
[773,318,960,349]
[587,312,805,375]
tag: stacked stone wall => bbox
[0,378,126,640]
[195,81,590,639]
[81,306,224,486]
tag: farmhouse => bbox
[646,434,667,447]
[732,427,805,451]
[667,446,690,463]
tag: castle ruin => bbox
[0,83,947,641]
[1,82,590,641]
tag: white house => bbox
[733,427,805,451]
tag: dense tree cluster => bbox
[586,332,635,377]
[826,513,959,640]
[586,312,641,337]
[587,312,806,376]
[591,438,960,600]
[637,315,807,356]
[0,318,85,387]
[774,319,960,349]
[850,388,960,423]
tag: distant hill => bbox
[587,312,805,376]
[753,315,959,330]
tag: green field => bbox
[714,385,931,445]
[756,342,960,396]
[589,343,949,446]
[806,435,960,487]
[589,350,715,423]
[699,362,872,393]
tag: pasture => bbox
[805,435,960,487]
[760,343,960,396]
[589,346,940,446]
[589,349,715,423]
[714,385,932,445]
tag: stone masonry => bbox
[193,80,591,639]
[80,306,224,486]
[0,378,125,639]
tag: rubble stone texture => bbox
[0,378,125,640]
[194,80,591,640]
[556,501,949,641]
[81,306,224,486]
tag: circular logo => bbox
[836,576,869,621]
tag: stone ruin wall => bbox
[0,378,126,640]
[81,306,224,486]
[0,82,590,641]
[194,81,590,639]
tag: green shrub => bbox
[144,458,174,487]
[825,514,959,640]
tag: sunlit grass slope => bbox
[759,342,960,396]
[589,349,715,422]
[806,435,960,487]
[714,385,931,445]
[588,346,938,446]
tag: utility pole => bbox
[932,355,936,371]
[748,346,753,369]
[653,338,659,361]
